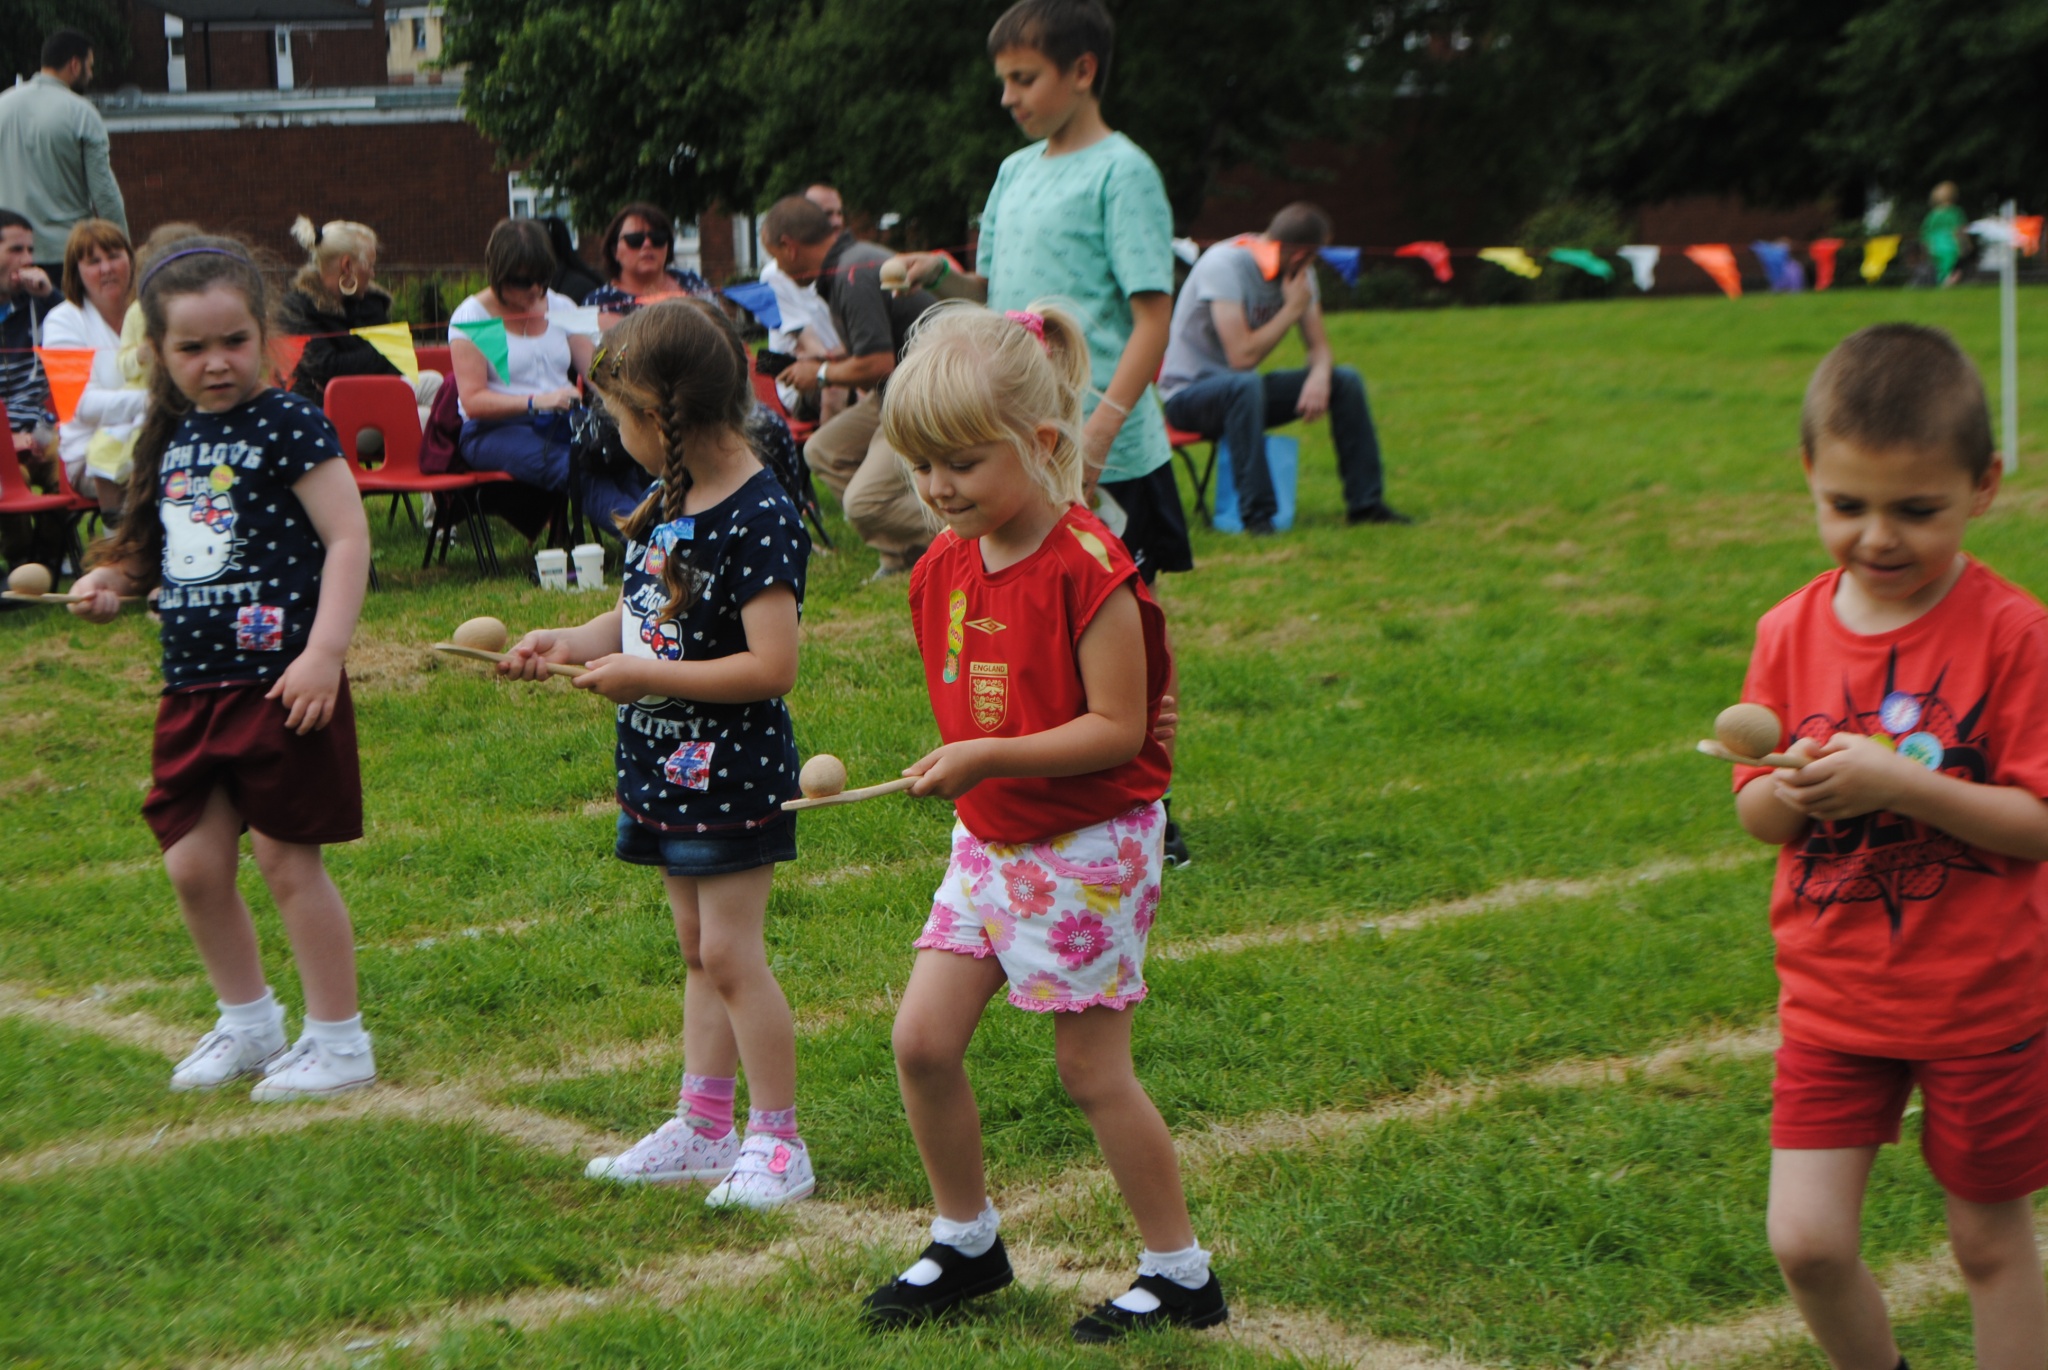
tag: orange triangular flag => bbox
[1683,244,1743,298]
[1226,233,1284,281]
[269,335,310,388]
[34,347,95,424]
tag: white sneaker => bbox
[248,1034,376,1102]
[704,1132,815,1209]
[586,1119,741,1185]
[169,1023,287,1092]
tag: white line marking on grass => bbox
[0,980,193,1056]
[1155,849,1768,963]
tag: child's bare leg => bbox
[250,831,357,1021]
[1947,1193,2046,1370]
[681,866,794,1110]
[1769,1148,1898,1370]
[1052,1004,1195,1252]
[666,876,739,1078]
[162,787,265,1005]
[892,949,1005,1219]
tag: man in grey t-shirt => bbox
[1160,203,1406,531]
[762,194,938,579]
[0,30,127,272]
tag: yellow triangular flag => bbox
[350,323,419,384]
[1478,247,1542,279]
[1860,235,1901,284]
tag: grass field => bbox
[5,286,2047,1369]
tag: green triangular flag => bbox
[1548,248,1615,280]
[452,317,511,378]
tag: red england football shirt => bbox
[1736,560,2048,1058]
[909,505,1172,844]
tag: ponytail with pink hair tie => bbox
[1005,309,1050,352]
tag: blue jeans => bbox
[458,412,573,493]
[1162,366,1385,527]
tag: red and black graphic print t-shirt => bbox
[909,504,1171,846]
[1737,560,2048,1058]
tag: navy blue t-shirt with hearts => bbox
[615,467,809,833]
[154,388,344,693]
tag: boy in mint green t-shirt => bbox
[892,0,1187,582]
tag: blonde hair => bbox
[290,215,379,300]
[880,299,1092,508]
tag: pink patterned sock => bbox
[749,1104,799,1140]
[678,1073,736,1139]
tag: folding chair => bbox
[324,376,510,575]
[1168,420,1220,528]
[0,403,91,577]
[748,372,835,550]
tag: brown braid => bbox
[599,299,754,628]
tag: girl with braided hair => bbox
[499,300,815,1209]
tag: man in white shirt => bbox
[0,30,127,275]
[762,184,848,418]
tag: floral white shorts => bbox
[916,801,1164,1013]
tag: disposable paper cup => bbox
[571,543,605,590]
[535,548,569,590]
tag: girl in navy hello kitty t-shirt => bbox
[71,237,377,1103]
[500,299,814,1211]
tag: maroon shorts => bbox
[143,676,363,851]
[1772,1034,2048,1203]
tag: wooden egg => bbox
[7,563,52,596]
[452,616,509,652]
[799,753,848,799]
[1715,703,1782,759]
[879,258,909,292]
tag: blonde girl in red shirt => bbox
[857,301,1225,1342]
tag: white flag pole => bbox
[2002,198,2019,473]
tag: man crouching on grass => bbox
[1731,323,2048,1370]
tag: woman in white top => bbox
[449,217,595,494]
[39,219,144,516]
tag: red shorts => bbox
[1772,1034,2048,1203]
[143,677,363,851]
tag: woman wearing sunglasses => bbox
[448,217,596,500]
[586,203,713,330]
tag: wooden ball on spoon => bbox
[1715,703,1783,760]
[7,563,52,596]
[799,754,848,799]
[452,616,509,652]
[878,258,909,293]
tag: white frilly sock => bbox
[901,1200,1000,1284]
[1112,1243,1212,1312]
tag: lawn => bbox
[4,285,2044,1368]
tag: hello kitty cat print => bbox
[160,466,240,584]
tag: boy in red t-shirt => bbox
[1732,324,2048,1370]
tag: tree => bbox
[440,0,1367,242]
[0,0,131,86]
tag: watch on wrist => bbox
[817,362,830,387]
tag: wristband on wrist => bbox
[818,362,829,387]
[527,395,535,415]
[1097,394,1131,418]
[933,256,952,283]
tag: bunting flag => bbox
[1317,245,1362,287]
[1548,248,1614,280]
[722,281,782,330]
[1395,241,1452,284]
[452,317,512,378]
[548,304,602,337]
[1808,239,1842,291]
[1683,244,1743,298]
[2016,217,2044,256]
[1860,235,1901,283]
[1479,247,1542,279]
[350,323,419,384]
[1968,217,2018,246]
[34,348,94,425]
[1171,237,1202,266]
[1750,241,1805,293]
[268,334,308,388]
[1618,245,1660,292]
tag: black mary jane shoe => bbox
[862,1237,1015,1329]
[1072,1272,1230,1343]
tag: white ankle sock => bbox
[217,989,283,1035]
[901,1200,1000,1284]
[1112,1243,1211,1312]
[302,1013,372,1056]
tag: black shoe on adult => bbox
[1242,517,1279,537]
[862,1238,1015,1330]
[1162,818,1193,869]
[1071,1273,1230,1343]
[1346,503,1414,526]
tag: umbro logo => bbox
[965,617,1006,634]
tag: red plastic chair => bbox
[324,376,510,574]
[0,403,91,575]
[750,369,818,445]
[1155,365,1220,527]
[415,345,454,378]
